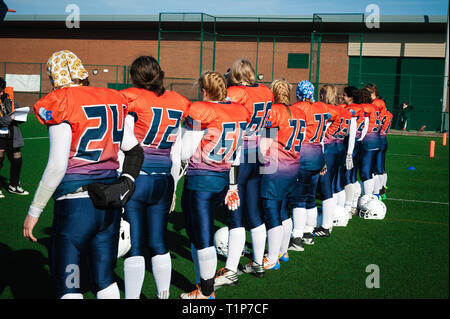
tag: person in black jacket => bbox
[0,77,28,197]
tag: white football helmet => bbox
[117,218,131,258]
[358,194,379,210]
[333,205,349,227]
[359,199,387,220]
[214,227,249,257]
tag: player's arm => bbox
[24,122,72,242]
[345,117,357,170]
[359,116,369,141]
[225,147,241,211]
[180,124,205,162]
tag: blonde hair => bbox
[229,58,256,86]
[271,79,291,106]
[197,71,227,102]
[320,84,338,105]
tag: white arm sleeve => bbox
[120,114,139,152]
[180,127,204,162]
[359,117,369,141]
[170,131,182,188]
[347,117,357,154]
[28,123,72,217]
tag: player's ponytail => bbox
[319,84,338,105]
[197,71,227,103]
[271,79,293,118]
[229,58,256,86]
[130,56,165,96]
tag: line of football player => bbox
[23,51,392,299]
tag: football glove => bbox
[225,184,240,211]
[86,175,135,210]
[345,153,353,170]
[320,164,328,176]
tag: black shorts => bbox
[0,138,20,153]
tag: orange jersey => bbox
[345,103,365,138]
[380,110,393,136]
[323,104,343,144]
[291,101,330,144]
[227,84,273,148]
[360,103,379,133]
[185,101,250,173]
[120,87,191,173]
[264,103,307,164]
[373,98,387,132]
[34,86,128,177]
[325,104,354,142]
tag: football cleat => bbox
[180,285,215,299]
[0,190,4,199]
[302,233,315,245]
[313,226,330,237]
[263,255,280,270]
[288,237,305,251]
[214,267,238,288]
[240,260,265,278]
[8,183,29,195]
[278,252,289,262]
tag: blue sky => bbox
[4,0,449,16]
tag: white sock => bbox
[373,175,381,194]
[190,243,200,284]
[250,224,266,265]
[382,173,388,187]
[292,207,306,238]
[344,183,354,205]
[197,246,217,281]
[305,207,318,233]
[151,253,171,299]
[97,282,120,299]
[60,293,83,299]
[336,190,346,208]
[124,256,145,299]
[322,197,336,229]
[280,218,292,255]
[363,179,375,195]
[225,227,246,272]
[352,182,361,208]
[267,226,283,264]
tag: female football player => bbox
[258,79,306,267]
[355,87,380,196]
[216,58,273,283]
[342,86,365,214]
[288,81,329,250]
[178,71,250,299]
[23,50,142,299]
[364,83,388,198]
[120,56,191,299]
[314,85,345,236]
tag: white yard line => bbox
[385,198,449,205]
[23,136,48,140]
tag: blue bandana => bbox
[296,80,315,102]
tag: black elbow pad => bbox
[122,144,144,180]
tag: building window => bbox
[287,53,309,69]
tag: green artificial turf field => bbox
[0,115,448,299]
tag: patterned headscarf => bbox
[46,50,88,89]
[296,80,315,102]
